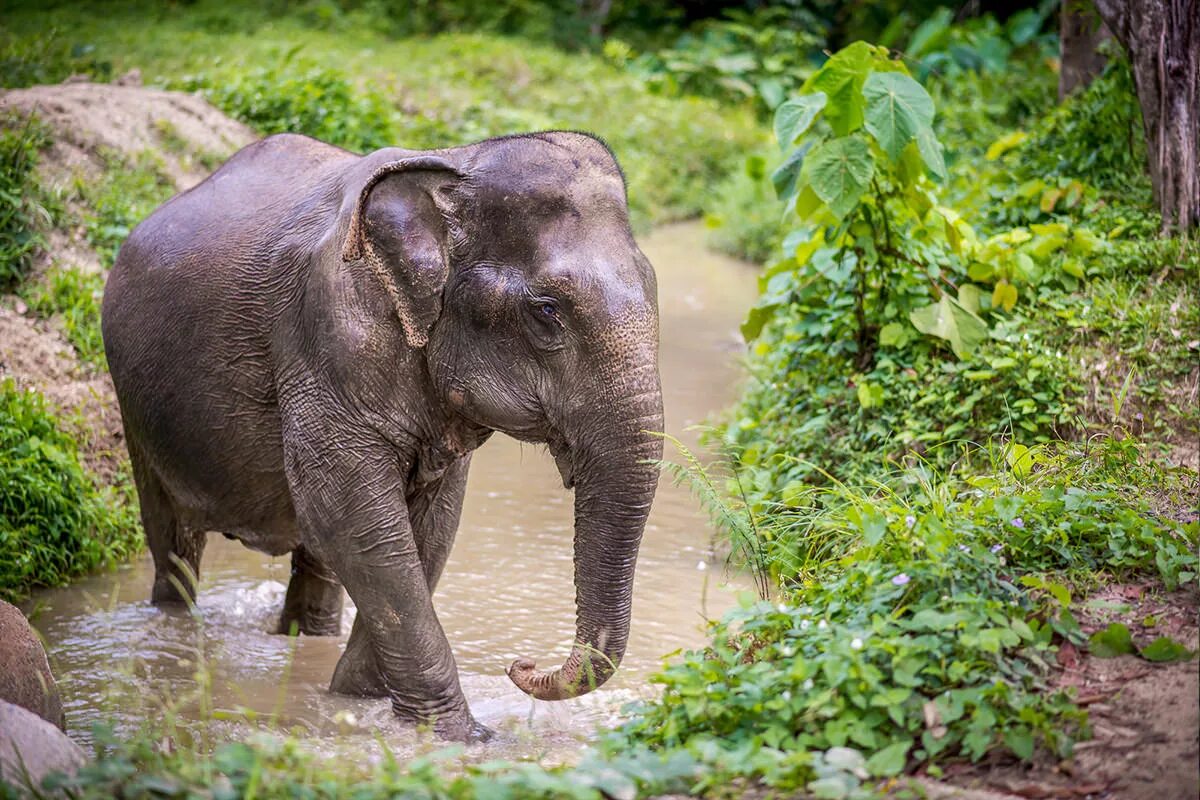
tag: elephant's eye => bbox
[539,302,558,319]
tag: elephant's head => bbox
[341,131,663,700]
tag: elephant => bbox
[100,130,664,741]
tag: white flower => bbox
[905,515,916,529]
[817,620,829,630]
[850,637,864,650]
[696,560,707,571]
[803,679,814,691]
[800,619,811,631]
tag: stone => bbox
[0,700,86,793]
[0,601,65,729]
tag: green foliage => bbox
[703,152,787,264]
[0,29,113,88]
[0,112,51,290]
[20,267,108,369]
[12,725,700,800]
[180,59,398,154]
[1018,56,1149,200]
[616,438,1198,791]
[619,6,822,116]
[0,380,141,603]
[9,9,762,229]
[1089,622,1196,663]
[903,6,1055,81]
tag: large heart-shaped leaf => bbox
[802,41,878,136]
[804,136,874,219]
[863,72,934,163]
[908,295,989,359]
[774,92,827,150]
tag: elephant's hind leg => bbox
[279,545,344,636]
[330,613,388,697]
[131,444,205,605]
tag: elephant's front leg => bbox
[284,430,484,741]
[331,456,471,698]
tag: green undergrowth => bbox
[0,111,54,289]
[611,435,1198,794]
[10,730,698,800]
[0,379,140,603]
[1,2,764,230]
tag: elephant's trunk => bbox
[507,366,663,701]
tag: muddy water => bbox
[25,222,759,758]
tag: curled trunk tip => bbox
[505,645,616,701]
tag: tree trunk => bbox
[1059,0,1111,99]
[1094,0,1200,233]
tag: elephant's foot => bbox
[278,546,344,636]
[433,711,494,743]
[329,615,388,697]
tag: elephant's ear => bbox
[342,157,461,349]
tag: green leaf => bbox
[774,93,827,150]
[862,72,934,163]
[908,295,989,359]
[865,740,910,777]
[1003,728,1035,761]
[879,321,910,347]
[741,303,777,342]
[802,42,880,136]
[915,124,946,182]
[957,284,984,315]
[805,136,874,219]
[1089,623,1135,658]
[1139,636,1196,663]
[771,141,811,202]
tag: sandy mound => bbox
[0,82,256,480]
[0,80,254,190]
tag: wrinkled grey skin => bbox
[101,131,663,741]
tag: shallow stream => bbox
[25,222,759,760]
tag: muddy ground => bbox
[1,81,1197,799]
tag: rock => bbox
[115,68,142,87]
[0,601,65,729]
[0,700,86,793]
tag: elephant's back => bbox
[100,134,354,528]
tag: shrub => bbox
[181,61,399,155]
[0,380,141,602]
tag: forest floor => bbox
[1,80,1197,800]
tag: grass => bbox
[0,379,141,603]
[0,111,53,289]
[19,267,108,370]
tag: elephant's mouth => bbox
[547,435,574,489]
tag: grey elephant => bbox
[101,130,663,741]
